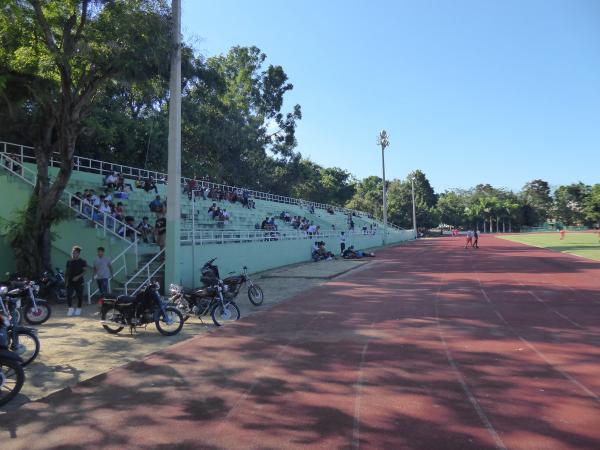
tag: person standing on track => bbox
[473,229,479,248]
[465,229,473,249]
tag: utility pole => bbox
[377,130,389,245]
[165,0,181,287]
[411,176,417,239]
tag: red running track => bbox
[2,236,600,450]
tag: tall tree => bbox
[553,183,590,226]
[0,0,172,274]
[520,179,552,225]
[583,184,600,228]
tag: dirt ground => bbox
[1,258,371,413]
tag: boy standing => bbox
[93,247,113,295]
[65,246,88,316]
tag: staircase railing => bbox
[85,239,136,303]
[124,249,165,296]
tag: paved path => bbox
[2,236,600,449]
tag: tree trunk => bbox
[489,216,493,233]
[11,116,78,276]
[502,219,506,233]
[509,218,512,233]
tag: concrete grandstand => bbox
[0,141,414,299]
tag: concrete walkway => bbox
[1,258,369,412]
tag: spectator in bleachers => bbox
[114,202,125,221]
[143,177,158,194]
[71,192,82,210]
[90,190,100,208]
[117,216,138,241]
[137,217,154,243]
[208,203,218,218]
[149,195,165,215]
[307,222,317,236]
[104,172,118,189]
[260,217,269,230]
[185,178,198,200]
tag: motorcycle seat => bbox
[182,287,197,295]
[224,275,243,283]
[116,295,137,304]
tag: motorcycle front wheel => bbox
[247,284,264,306]
[155,306,184,336]
[101,307,124,334]
[211,302,240,327]
[10,328,40,367]
[24,300,52,325]
[0,358,25,406]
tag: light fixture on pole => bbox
[165,0,182,287]
[377,130,389,245]
[411,176,417,239]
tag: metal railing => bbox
[0,140,399,225]
[85,240,136,303]
[124,249,165,296]
[180,228,388,245]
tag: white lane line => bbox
[435,279,508,450]
[352,342,369,450]
[480,288,600,403]
[527,290,584,329]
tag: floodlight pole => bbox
[377,130,389,245]
[411,176,417,239]
[165,0,182,288]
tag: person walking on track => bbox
[473,229,479,248]
[465,229,473,249]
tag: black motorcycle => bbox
[0,288,40,367]
[0,312,25,406]
[169,279,241,327]
[1,277,52,325]
[201,258,263,306]
[38,269,67,304]
[223,266,264,306]
[99,281,184,336]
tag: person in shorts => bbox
[465,230,473,249]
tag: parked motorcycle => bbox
[200,258,264,306]
[169,280,241,327]
[38,269,67,304]
[1,276,52,325]
[0,312,25,406]
[223,266,264,306]
[0,288,40,367]
[98,281,184,336]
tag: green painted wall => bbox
[178,229,415,287]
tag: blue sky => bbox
[181,0,600,193]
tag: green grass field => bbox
[499,232,600,261]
